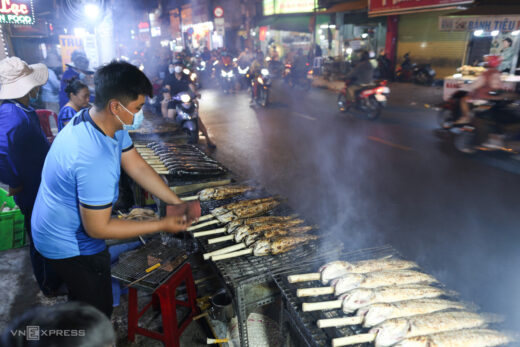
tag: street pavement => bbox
[200,79,520,331]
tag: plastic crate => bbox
[0,188,26,251]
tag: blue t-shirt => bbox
[57,105,78,132]
[31,108,134,259]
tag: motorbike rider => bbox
[249,50,266,103]
[345,50,374,103]
[287,48,308,86]
[161,60,216,148]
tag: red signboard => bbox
[368,0,473,17]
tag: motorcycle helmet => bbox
[484,55,502,68]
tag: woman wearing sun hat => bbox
[0,56,63,296]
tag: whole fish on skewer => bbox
[332,310,499,347]
[181,185,254,202]
[317,298,469,329]
[394,328,513,347]
[244,225,313,246]
[234,218,305,242]
[297,270,438,297]
[288,257,418,284]
[302,284,453,313]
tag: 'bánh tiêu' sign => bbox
[439,15,520,32]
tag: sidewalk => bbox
[312,76,444,109]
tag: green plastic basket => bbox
[0,188,27,251]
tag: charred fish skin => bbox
[358,298,469,328]
[393,328,513,347]
[331,270,438,296]
[269,234,318,255]
[340,285,448,314]
[253,239,271,256]
[370,311,489,347]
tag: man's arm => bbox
[80,205,189,239]
[121,147,183,205]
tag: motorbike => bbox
[395,53,436,85]
[172,91,199,144]
[283,63,312,90]
[337,80,390,120]
[448,97,520,154]
[266,56,283,78]
[251,68,271,107]
[220,63,236,93]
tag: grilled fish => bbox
[339,284,450,313]
[244,226,313,246]
[226,215,297,234]
[319,258,418,284]
[357,298,469,328]
[370,311,493,347]
[330,270,438,296]
[394,328,513,347]
[234,219,304,242]
[214,200,280,223]
[198,186,253,201]
[253,234,319,256]
[211,197,276,216]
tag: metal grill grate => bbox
[273,245,405,347]
[111,239,188,291]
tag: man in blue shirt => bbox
[0,57,63,296]
[32,61,191,317]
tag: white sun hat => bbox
[0,57,48,100]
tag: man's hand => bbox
[161,215,191,234]
[8,185,22,196]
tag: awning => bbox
[448,0,520,15]
[321,0,367,14]
[256,15,312,33]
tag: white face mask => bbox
[174,66,183,74]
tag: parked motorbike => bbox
[449,97,520,154]
[395,53,436,85]
[337,80,390,120]
[172,91,199,144]
[283,63,312,91]
[251,68,271,107]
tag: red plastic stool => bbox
[127,262,198,347]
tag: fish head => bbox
[332,274,364,296]
[320,261,352,285]
[234,225,249,242]
[361,303,394,328]
[372,319,411,347]
[227,220,241,233]
[340,289,374,313]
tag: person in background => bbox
[32,61,193,318]
[59,50,90,109]
[1,302,115,347]
[0,57,63,297]
[345,50,374,103]
[162,61,177,92]
[499,38,514,73]
[201,46,211,61]
[58,78,90,132]
[40,52,62,114]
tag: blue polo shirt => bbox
[31,108,134,259]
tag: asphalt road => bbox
[200,80,520,331]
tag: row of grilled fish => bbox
[289,257,512,346]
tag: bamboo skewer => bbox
[192,227,227,237]
[180,195,199,202]
[316,316,363,328]
[332,333,377,347]
[287,273,321,283]
[302,300,342,312]
[207,235,234,244]
[202,243,246,260]
[212,248,253,261]
[187,219,220,232]
[297,287,335,297]
[194,214,215,223]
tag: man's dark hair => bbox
[94,60,153,109]
[0,302,115,347]
[503,37,512,45]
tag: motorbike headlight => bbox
[191,73,197,81]
[180,94,191,103]
[183,68,190,75]
[201,61,206,67]
[265,57,271,62]
[261,68,269,76]
[233,58,238,62]
[229,71,234,77]
[221,71,226,77]
[257,77,264,84]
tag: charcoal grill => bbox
[184,187,344,347]
[111,238,188,291]
[273,245,408,347]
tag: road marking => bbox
[294,112,316,121]
[367,136,413,152]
